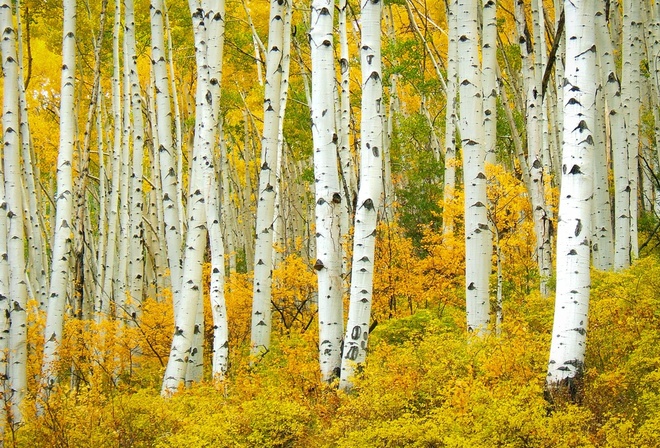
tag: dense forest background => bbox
[1,0,660,446]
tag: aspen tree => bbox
[125,0,146,322]
[459,0,490,333]
[547,0,597,392]
[41,0,76,393]
[251,0,288,357]
[16,0,47,309]
[515,0,552,296]
[1,0,28,424]
[99,0,123,321]
[310,0,344,381]
[622,0,642,261]
[340,0,383,390]
[151,0,183,315]
[163,0,227,392]
[596,5,630,271]
[482,0,497,166]
[443,0,458,235]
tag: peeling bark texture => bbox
[310,0,343,382]
[547,0,596,389]
[339,0,383,391]
[459,0,490,334]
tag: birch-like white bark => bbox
[41,0,76,393]
[547,0,596,388]
[310,0,343,382]
[596,6,631,271]
[151,0,183,315]
[622,0,642,260]
[339,0,383,390]
[482,0,498,166]
[99,0,123,321]
[250,0,287,357]
[443,0,458,236]
[125,0,146,321]
[459,0,490,333]
[1,0,28,423]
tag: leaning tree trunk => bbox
[547,0,596,395]
[339,0,383,391]
[41,0,77,395]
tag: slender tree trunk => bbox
[339,0,383,390]
[310,0,343,382]
[622,0,642,260]
[250,0,288,357]
[1,0,28,425]
[459,0,490,333]
[41,0,76,394]
[443,0,458,236]
[151,0,183,316]
[547,0,596,394]
[596,5,630,271]
[125,0,146,322]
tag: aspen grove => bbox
[2,0,660,444]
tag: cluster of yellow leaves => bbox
[12,257,660,446]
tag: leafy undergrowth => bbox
[10,257,660,447]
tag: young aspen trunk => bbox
[596,7,630,271]
[151,0,183,315]
[547,0,596,393]
[1,0,28,424]
[250,0,287,357]
[16,0,47,310]
[459,0,490,333]
[41,0,76,394]
[310,0,344,382]
[100,0,123,321]
[515,0,552,296]
[482,0,498,166]
[622,0,642,261]
[189,0,227,383]
[591,7,614,271]
[339,0,383,391]
[443,0,458,235]
[125,0,146,322]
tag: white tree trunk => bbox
[596,5,630,271]
[339,0,383,391]
[1,0,28,424]
[622,0,642,261]
[310,0,344,382]
[250,0,287,357]
[547,0,596,389]
[41,0,76,393]
[482,0,498,166]
[459,0,490,333]
[100,0,123,321]
[151,0,183,315]
[125,0,146,321]
[443,0,458,235]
